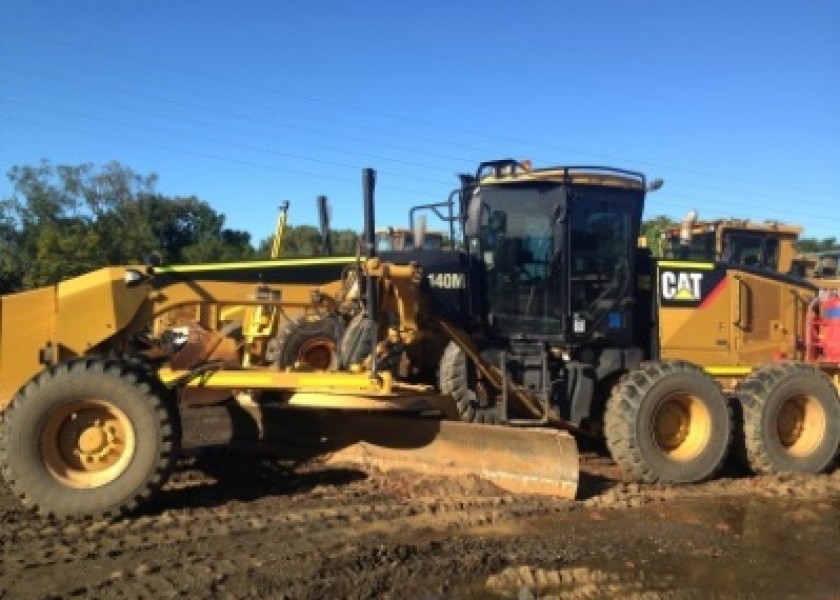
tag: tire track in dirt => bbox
[2,454,838,599]
[0,460,576,599]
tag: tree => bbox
[795,237,840,254]
[2,161,254,292]
[0,198,24,293]
[332,229,360,255]
[640,215,678,256]
[136,194,253,264]
[255,225,359,258]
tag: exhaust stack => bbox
[679,209,699,258]
[317,195,332,255]
[362,168,379,376]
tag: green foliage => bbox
[281,224,326,257]
[331,229,360,255]
[0,199,23,293]
[1,161,254,292]
[255,225,359,258]
[795,237,840,253]
[0,160,364,294]
[640,215,678,256]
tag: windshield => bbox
[814,253,839,278]
[475,183,564,336]
[665,232,716,260]
[376,234,395,252]
[471,182,641,340]
[667,230,781,269]
[376,231,412,252]
[721,231,779,269]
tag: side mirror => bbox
[647,179,664,193]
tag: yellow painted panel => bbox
[0,287,56,407]
[56,267,149,354]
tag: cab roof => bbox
[664,219,803,237]
[478,163,645,191]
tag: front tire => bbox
[438,341,501,424]
[339,313,375,369]
[0,358,178,519]
[734,362,839,475]
[604,360,732,483]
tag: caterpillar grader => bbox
[660,215,803,271]
[1,160,838,520]
[660,214,840,289]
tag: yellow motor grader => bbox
[1,161,838,520]
[660,214,840,291]
[660,214,803,271]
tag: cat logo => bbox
[661,271,703,301]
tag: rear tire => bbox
[734,362,839,475]
[276,316,340,371]
[604,360,732,483]
[438,341,501,424]
[0,358,178,519]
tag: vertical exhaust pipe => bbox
[363,168,379,376]
[363,169,376,260]
[679,209,698,259]
[317,195,333,255]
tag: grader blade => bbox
[181,406,579,498]
[322,417,580,499]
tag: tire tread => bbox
[0,357,178,520]
[734,362,839,475]
[604,360,732,484]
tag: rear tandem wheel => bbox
[604,360,732,484]
[733,362,840,475]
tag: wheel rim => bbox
[297,337,337,370]
[651,392,711,461]
[40,399,136,488]
[776,393,826,458]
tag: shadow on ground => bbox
[147,451,369,514]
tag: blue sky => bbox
[1,1,838,244]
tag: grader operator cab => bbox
[661,216,840,293]
[662,216,802,272]
[792,251,840,281]
[1,160,838,520]
[812,252,840,279]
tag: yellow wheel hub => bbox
[777,393,825,458]
[652,392,711,461]
[40,400,136,488]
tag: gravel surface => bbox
[1,449,839,600]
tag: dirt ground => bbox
[1,448,839,600]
